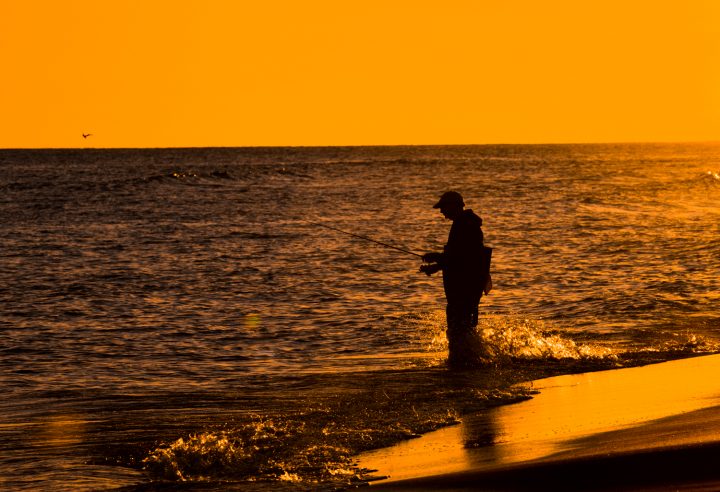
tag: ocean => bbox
[1,143,719,490]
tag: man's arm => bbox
[420,251,445,276]
[421,252,443,263]
[419,263,441,276]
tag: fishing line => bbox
[302,219,423,258]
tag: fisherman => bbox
[420,191,491,367]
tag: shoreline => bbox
[358,354,720,490]
[370,438,720,491]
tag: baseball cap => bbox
[433,191,464,208]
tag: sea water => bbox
[1,144,719,490]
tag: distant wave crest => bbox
[143,169,235,184]
[697,170,720,188]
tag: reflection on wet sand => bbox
[359,354,720,484]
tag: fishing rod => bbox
[302,219,423,258]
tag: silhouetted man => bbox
[420,191,491,367]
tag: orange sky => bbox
[1,1,718,148]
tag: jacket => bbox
[438,209,486,305]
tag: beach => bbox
[362,354,720,491]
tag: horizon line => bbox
[1,140,719,151]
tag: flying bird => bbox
[82,133,92,139]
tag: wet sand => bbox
[359,354,720,491]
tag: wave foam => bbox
[474,315,617,362]
[143,418,357,483]
[142,385,532,485]
[420,312,617,364]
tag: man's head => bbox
[433,191,464,220]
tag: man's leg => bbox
[446,302,474,367]
[470,291,482,327]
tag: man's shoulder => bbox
[459,209,482,227]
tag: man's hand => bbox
[420,263,441,276]
[422,252,443,263]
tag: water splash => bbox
[423,312,718,366]
[474,315,617,362]
[419,312,617,365]
[143,421,366,485]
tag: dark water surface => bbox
[1,144,719,490]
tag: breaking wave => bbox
[420,312,718,367]
[416,312,617,365]
[142,384,534,485]
[472,315,617,362]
